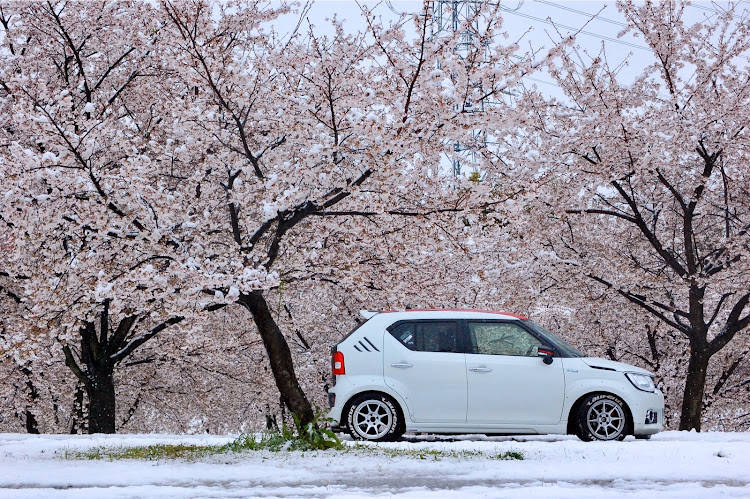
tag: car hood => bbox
[581,357,653,376]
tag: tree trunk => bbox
[86,373,116,434]
[70,383,86,434]
[62,301,180,434]
[63,316,119,434]
[679,346,710,431]
[20,367,40,434]
[239,290,315,427]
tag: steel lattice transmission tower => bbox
[387,0,521,176]
[430,0,488,177]
[431,0,485,56]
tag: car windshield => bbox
[524,320,584,358]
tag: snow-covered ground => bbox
[1,431,748,498]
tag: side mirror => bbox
[537,347,555,365]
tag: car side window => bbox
[468,321,542,356]
[390,321,460,353]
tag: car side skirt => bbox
[402,422,569,435]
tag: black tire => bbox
[394,413,407,440]
[346,393,404,442]
[575,393,629,442]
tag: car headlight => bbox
[625,372,655,392]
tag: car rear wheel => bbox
[346,393,404,442]
[576,393,629,441]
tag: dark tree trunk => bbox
[70,383,86,434]
[62,300,183,434]
[679,345,710,431]
[24,410,39,434]
[20,367,40,434]
[64,328,118,434]
[239,290,315,427]
[86,373,117,434]
[63,318,119,434]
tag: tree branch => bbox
[62,344,88,384]
[611,179,687,277]
[111,316,184,364]
[109,314,139,356]
[585,273,690,334]
[565,208,637,224]
[710,292,750,355]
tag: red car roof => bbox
[379,308,529,320]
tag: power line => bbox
[385,0,525,17]
[502,8,650,52]
[533,0,628,28]
[689,2,725,13]
[508,1,749,60]
[688,1,750,25]
[523,75,558,87]
[384,1,648,56]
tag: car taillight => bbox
[332,350,345,376]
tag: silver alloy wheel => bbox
[352,399,393,440]
[586,398,626,440]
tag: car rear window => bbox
[389,321,461,353]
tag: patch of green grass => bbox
[64,436,524,462]
[65,432,339,461]
[67,443,226,461]
[65,411,344,461]
[64,434,307,461]
[498,450,524,460]
[345,445,524,461]
[63,410,522,462]
[65,439,524,462]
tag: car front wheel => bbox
[346,393,403,442]
[576,393,629,441]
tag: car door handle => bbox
[391,363,413,368]
[469,367,492,373]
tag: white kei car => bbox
[328,309,664,442]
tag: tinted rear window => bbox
[389,321,461,353]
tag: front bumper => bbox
[630,388,665,436]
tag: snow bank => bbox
[0,431,748,498]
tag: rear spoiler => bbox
[359,310,379,320]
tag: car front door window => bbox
[469,322,542,356]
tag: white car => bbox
[328,309,664,442]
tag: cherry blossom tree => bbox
[521,0,750,431]
[159,0,544,426]
[0,1,274,433]
[0,1,179,433]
